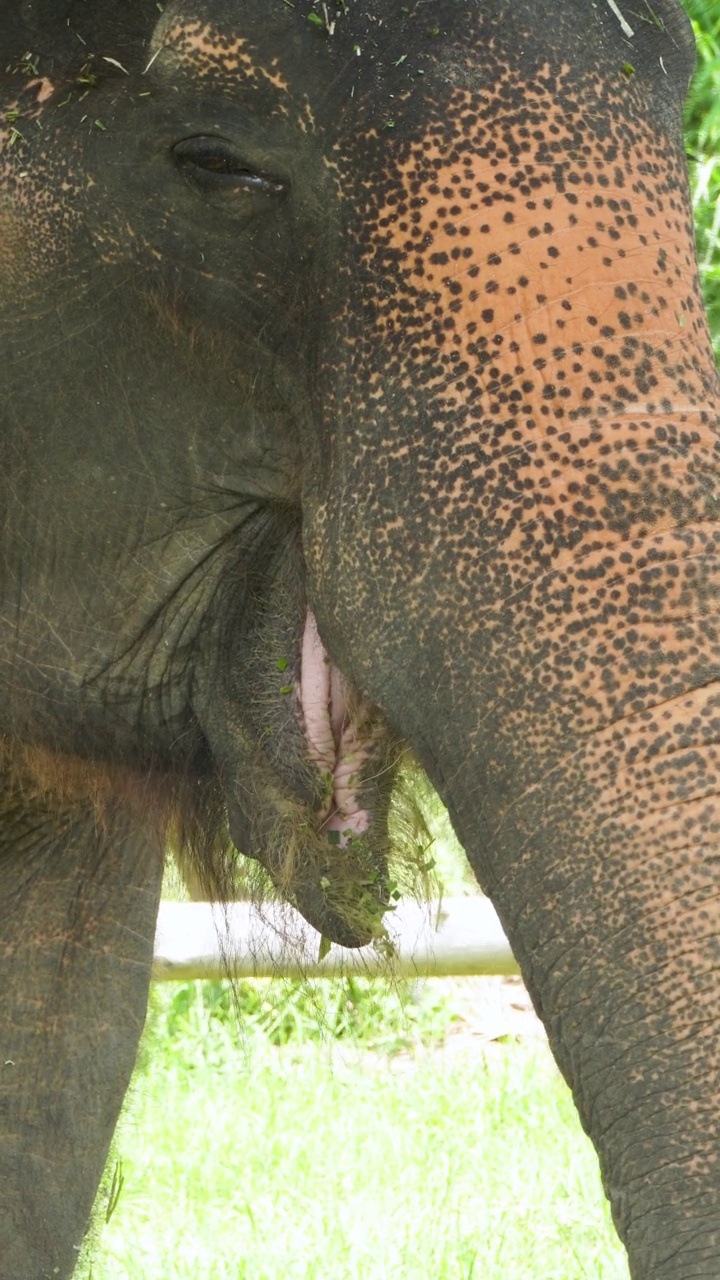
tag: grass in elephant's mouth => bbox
[82,978,629,1280]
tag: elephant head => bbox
[1,0,719,1276]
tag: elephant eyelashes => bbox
[172,136,287,201]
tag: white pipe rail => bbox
[152,897,519,981]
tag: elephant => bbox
[0,0,719,1275]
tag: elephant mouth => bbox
[221,608,403,952]
[299,610,373,846]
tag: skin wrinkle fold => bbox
[450,299,705,375]
[573,975,720,1045]
[597,783,720,831]
[594,1078,720,1145]
[471,737,717,855]
[595,1084,717,1139]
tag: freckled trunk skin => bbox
[0,777,163,1280]
[454,709,720,1274]
[303,9,720,1275]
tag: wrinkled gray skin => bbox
[1,1,720,1276]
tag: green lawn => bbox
[84,980,629,1280]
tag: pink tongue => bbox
[300,611,370,843]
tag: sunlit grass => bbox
[85,982,629,1280]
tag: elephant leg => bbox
[0,775,163,1280]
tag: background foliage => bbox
[684,0,720,359]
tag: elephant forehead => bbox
[149,10,290,92]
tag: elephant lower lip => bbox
[221,616,392,949]
[226,799,387,949]
[290,881,382,949]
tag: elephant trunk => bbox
[305,272,720,1280]
[440,513,720,1274]
[302,22,720,1269]
[448,676,720,1273]
[321,509,720,1274]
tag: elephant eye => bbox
[172,136,287,198]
